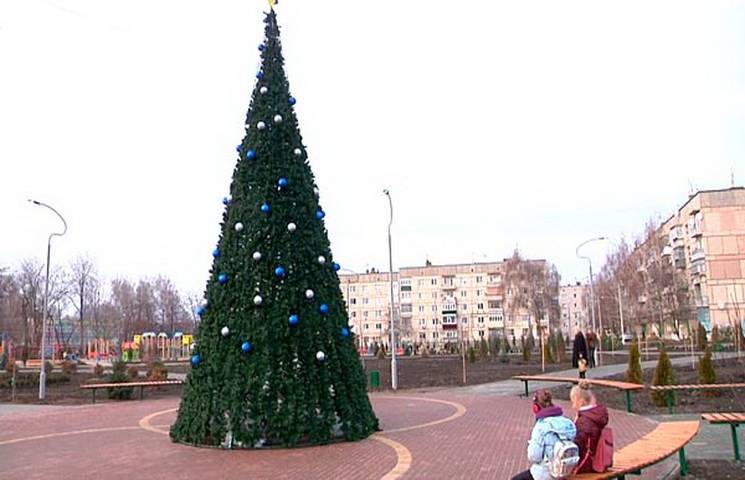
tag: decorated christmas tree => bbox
[170,7,379,449]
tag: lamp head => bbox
[383,189,390,196]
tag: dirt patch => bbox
[686,459,745,479]
[0,370,182,405]
[548,358,745,415]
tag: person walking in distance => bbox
[585,329,597,368]
[571,327,588,369]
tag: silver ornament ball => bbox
[253,295,263,305]
[257,121,266,130]
[260,86,268,94]
[316,351,326,362]
[252,251,262,261]
[287,222,297,232]
[273,114,283,123]
[293,148,302,156]
[317,255,326,264]
[221,326,230,337]
[234,222,244,232]
[305,289,315,299]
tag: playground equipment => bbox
[87,338,114,361]
[132,332,193,361]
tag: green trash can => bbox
[370,370,380,389]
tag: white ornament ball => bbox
[253,295,263,305]
[252,251,262,261]
[305,289,315,299]
[273,114,283,123]
[293,148,302,157]
[257,121,266,130]
[200,299,208,308]
[317,255,326,265]
[234,222,244,232]
[226,194,233,203]
[313,187,319,196]
[190,343,196,351]
[260,86,268,94]
[221,326,230,337]
[316,351,326,362]
[287,222,297,233]
[244,124,250,130]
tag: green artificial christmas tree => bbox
[651,346,676,407]
[626,339,643,384]
[170,8,378,449]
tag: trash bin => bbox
[370,370,380,389]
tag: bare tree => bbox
[68,256,98,353]
[111,278,137,341]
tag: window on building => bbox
[363,298,369,304]
[364,323,369,330]
[488,300,502,309]
[462,317,468,324]
[376,310,381,317]
[476,276,483,283]
[419,332,426,339]
[479,330,485,337]
[431,278,437,285]
[462,304,468,310]
[350,298,357,305]
[418,305,425,312]
[350,286,356,293]
[432,319,438,325]
[375,323,382,330]
[431,292,437,299]
[433,332,439,339]
[418,279,425,287]
[460,290,467,297]
[476,289,483,296]
[478,316,484,324]
[477,302,484,310]
[351,311,357,318]
[431,305,437,312]
[363,311,369,317]
[419,319,426,327]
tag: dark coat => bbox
[572,333,588,368]
[574,405,610,473]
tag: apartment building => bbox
[559,282,589,334]
[659,187,745,331]
[340,260,544,350]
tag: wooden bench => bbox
[701,413,745,461]
[569,421,700,479]
[513,375,644,413]
[649,383,745,414]
[80,380,183,403]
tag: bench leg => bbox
[523,380,529,398]
[731,424,741,462]
[92,389,96,404]
[678,447,688,476]
[140,386,144,401]
[625,390,633,413]
[667,391,674,415]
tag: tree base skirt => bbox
[170,429,370,450]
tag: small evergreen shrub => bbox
[626,340,643,384]
[107,360,133,400]
[127,366,140,380]
[146,360,168,381]
[479,338,489,360]
[93,363,105,377]
[651,346,675,407]
[61,360,77,375]
[698,347,716,386]
[468,346,476,363]
[696,326,708,350]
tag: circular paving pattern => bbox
[0,391,668,479]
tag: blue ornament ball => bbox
[218,273,228,285]
[332,262,341,272]
[316,210,326,220]
[256,71,264,80]
[247,149,257,160]
[197,305,206,317]
[341,327,350,337]
[319,304,330,315]
[258,44,265,51]
[274,266,286,278]
[236,144,242,152]
[260,202,270,213]
[212,248,220,258]
[288,314,299,326]
[222,196,232,206]
[241,341,253,353]
[288,96,297,106]
[278,177,288,187]
[191,354,200,366]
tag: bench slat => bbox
[570,421,699,480]
[81,380,183,389]
[512,376,643,391]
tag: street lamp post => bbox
[29,199,68,400]
[383,189,398,391]
[576,236,606,366]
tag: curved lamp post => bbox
[383,189,398,390]
[28,199,67,400]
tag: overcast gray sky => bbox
[1,0,744,296]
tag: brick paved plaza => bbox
[0,388,672,479]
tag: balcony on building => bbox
[691,248,705,264]
[442,314,458,330]
[441,275,456,290]
[690,222,703,237]
[486,285,504,298]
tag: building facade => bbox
[340,260,547,350]
[559,282,589,334]
[659,187,745,331]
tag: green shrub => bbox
[626,340,643,384]
[93,363,105,377]
[521,338,531,362]
[555,332,566,362]
[146,360,168,381]
[127,366,140,380]
[698,347,716,385]
[651,346,675,407]
[107,360,133,400]
[479,338,489,360]
[468,346,476,363]
[542,339,554,364]
[61,360,77,375]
